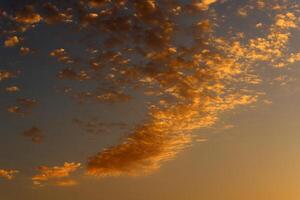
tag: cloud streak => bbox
[32,162,81,186]
[0,169,19,180]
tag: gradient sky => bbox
[1,0,300,199]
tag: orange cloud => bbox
[14,6,42,24]
[4,36,20,47]
[194,0,217,10]
[0,70,16,81]
[54,179,78,187]
[50,48,74,64]
[7,98,37,115]
[0,169,19,180]
[5,86,20,93]
[32,162,81,186]
[23,126,44,144]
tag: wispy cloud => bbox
[32,162,81,186]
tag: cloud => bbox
[58,68,90,81]
[83,1,298,178]
[20,47,30,55]
[42,3,72,24]
[194,0,217,11]
[4,36,20,47]
[14,6,42,24]
[5,86,20,93]
[7,98,37,115]
[0,169,19,180]
[275,12,297,29]
[0,70,16,81]
[50,48,74,64]
[0,0,300,184]
[32,162,81,186]
[23,126,44,144]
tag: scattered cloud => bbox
[4,36,20,47]
[32,162,81,186]
[0,0,299,185]
[0,70,16,81]
[5,86,20,93]
[194,0,218,11]
[0,169,19,180]
[14,5,42,24]
[7,98,37,115]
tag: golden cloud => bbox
[32,162,81,186]
[83,1,299,178]
[0,169,19,180]
[0,0,299,184]
[54,179,78,187]
[5,86,20,93]
[7,98,37,115]
[4,36,19,47]
[194,0,218,10]
[0,70,16,81]
[14,6,42,24]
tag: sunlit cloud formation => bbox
[0,0,299,186]
[7,98,37,115]
[4,36,19,47]
[0,169,19,180]
[83,0,299,177]
[5,86,20,93]
[32,162,81,186]
[194,0,218,10]
[14,5,42,24]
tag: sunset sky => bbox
[1,0,300,199]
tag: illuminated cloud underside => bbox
[0,169,19,180]
[32,162,81,186]
[0,0,299,184]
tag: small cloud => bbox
[23,126,44,144]
[42,3,72,24]
[4,36,20,47]
[17,98,37,107]
[32,162,81,186]
[50,48,74,64]
[7,98,37,115]
[55,179,78,187]
[58,68,90,81]
[0,169,19,180]
[194,0,217,11]
[237,7,248,17]
[0,70,16,81]
[20,47,31,55]
[222,124,235,130]
[5,86,20,93]
[275,13,297,29]
[255,23,263,28]
[14,6,42,24]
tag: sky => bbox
[1,0,300,199]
